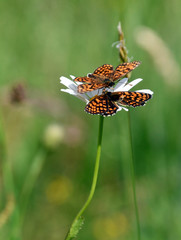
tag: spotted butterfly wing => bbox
[113,61,141,81]
[93,64,114,77]
[76,64,114,93]
[110,91,152,107]
[85,94,118,116]
[85,91,152,116]
[78,82,107,93]
[74,76,93,83]
[74,64,113,84]
[75,61,141,93]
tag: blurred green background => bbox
[0,0,181,239]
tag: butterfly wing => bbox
[77,74,114,93]
[85,93,118,116]
[75,64,113,83]
[111,91,152,107]
[75,62,140,93]
[113,61,141,81]
[93,64,114,77]
[77,82,107,93]
[74,76,93,83]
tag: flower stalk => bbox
[127,111,141,240]
[118,21,141,240]
[65,116,104,240]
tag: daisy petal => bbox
[114,78,128,92]
[77,93,90,102]
[122,106,129,111]
[136,89,154,95]
[86,89,103,99]
[76,95,89,103]
[70,75,76,80]
[61,89,76,95]
[61,89,89,103]
[117,106,123,112]
[60,76,78,91]
[121,78,143,91]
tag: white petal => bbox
[61,89,76,95]
[121,78,143,91]
[117,106,123,112]
[61,89,88,103]
[78,93,90,102]
[136,89,154,95]
[60,76,78,92]
[76,95,89,103]
[114,78,128,92]
[86,92,96,99]
[122,106,129,111]
[60,76,72,85]
[70,75,76,80]
[86,89,103,99]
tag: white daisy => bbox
[60,75,153,113]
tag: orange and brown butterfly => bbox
[74,61,141,93]
[85,91,152,116]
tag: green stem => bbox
[65,116,104,240]
[127,111,141,240]
[117,22,141,239]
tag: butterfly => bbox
[85,91,152,116]
[74,61,141,93]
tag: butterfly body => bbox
[75,61,141,93]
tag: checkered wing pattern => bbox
[113,61,141,81]
[85,94,118,116]
[75,61,140,93]
[111,91,152,107]
[74,76,93,83]
[78,82,107,93]
[93,64,114,77]
[75,65,114,93]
